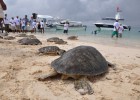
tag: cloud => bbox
[4,0,18,5]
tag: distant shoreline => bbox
[34,31,140,49]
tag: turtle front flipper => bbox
[86,81,94,95]
[38,70,58,81]
[74,79,93,95]
[57,49,66,56]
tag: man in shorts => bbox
[112,19,120,38]
[14,16,21,33]
[3,14,9,33]
[63,21,69,34]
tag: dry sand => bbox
[0,32,140,100]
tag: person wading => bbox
[112,19,120,38]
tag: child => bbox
[118,24,124,38]
[21,19,25,33]
[32,20,37,33]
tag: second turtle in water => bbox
[38,46,109,95]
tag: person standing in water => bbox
[118,24,124,38]
[40,20,44,33]
[112,19,120,38]
[0,0,7,33]
[63,21,69,34]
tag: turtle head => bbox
[57,49,66,56]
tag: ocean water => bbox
[44,26,140,49]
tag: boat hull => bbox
[56,25,85,30]
[95,23,129,29]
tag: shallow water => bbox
[40,25,140,49]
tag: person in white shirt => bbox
[3,14,9,33]
[118,24,124,38]
[63,21,69,34]
[111,19,120,38]
[21,19,25,33]
[32,20,37,33]
[40,20,44,33]
[14,16,21,33]
[10,17,16,33]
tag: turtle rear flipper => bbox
[38,70,58,81]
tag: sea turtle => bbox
[47,37,60,42]
[38,46,65,56]
[16,34,36,39]
[27,35,36,39]
[67,36,78,40]
[3,36,15,40]
[15,33,28,37]
[38,46,109,95]
[55,39,67,44]
[0,33,8,36]
[17,37,42,45]
[0,36,3,39]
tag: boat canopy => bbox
[60,20,82,24]
[102,17,124,21]
[37,15,53,19]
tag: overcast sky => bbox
[4,0,140,26]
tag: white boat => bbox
[56,20,86,30]
[37,14,58,28]
[94,7,131,30]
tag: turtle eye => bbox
[57,52,59,55]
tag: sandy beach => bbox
[0,32,140,100]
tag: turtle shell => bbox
[51,46,108,76]
[47,37,60,42]
[39,46,60,54]
[17,37,42,45]
[3,36,15,40]
[16,33,28,37]
[0,33,8,36]
[27,35,36,39]
[55,39,67,44]
[0,36,3,39]
[68,36,78,40]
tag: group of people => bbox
[31,19,45,33]
[0,0,45,34]
[2,14,45,33]
[112,19,124,38]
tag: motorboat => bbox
[94,22,129,30]
[94,7,131,30]
[56,20,86,30]
[37,14,54,28]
